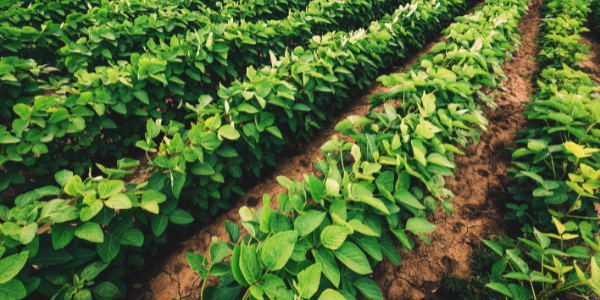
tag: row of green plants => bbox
[183,0,531,299]
[0,0,482,299]
[0,0,405,191]
[446,0,600,298]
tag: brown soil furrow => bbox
[125,1,544,298]
[372,0,543,298]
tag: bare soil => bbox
[126,0,546,298]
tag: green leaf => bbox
[491,259,507,276]
[0,250,29,284]
[405,218,436,234]
[353,278,382,300]
[186,253,208,280]
[548,113,573,124]
[55,170,73,186]
[151,214,168,236]
[218,125,240,140]
[75,222,104,243]
[431,42,447,52]
[261,230,298,271]
[351,234,382,261]
[318,290,346,300]
[81,261,110,281]
[294,211,326,236]
[260,274,294,300]
[508,283,532,300]
[485,283,512,297]
[0,279,26,300]
[104,194,132,210]
[210,242,231,264]
[380,234,402,265]
[64,175,84,197]
[19,223,37,245]
[232,245,249,286]
[321,226,349,250]
[266,126,283,139]
[359,196,390,215]
[133,90,149,104]
[225,221,240,243]
[96,235,120,262]
[296,264,321,299]
[426,153,456,168]
[312,248,340,288]
[348,219,379,237]
[119,229,144,247]
[393,190,425,209]
[240,244,261,284]
[98,180,124,199]
[168,209,194,224]
[333,242,372,275]
[93,281,122,300]
[29,249,72,266]
[48,108,70,123]
[481,239,504,256]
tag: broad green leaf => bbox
[321,226,349,250]
[0,250,29,284]
[96,235,120,262]
[210,242,231,264]
[168,209,194,224]
[75,222,104,243]
[64,175,84,196]
[81,261,110,281]
[508,283,532,300]
[240,244,261,284]
[218,125,240,140]
[260,274,294,300]
[119,229,144,247]
[294,211,326,236]
[261,230,298,271]
[232,245,249,286]
[393,189,425,209]
[481,239,504,256]
[98,180,124,199]
[312,248,340,288]
[351,234,382,261]
[225,221,241,243]
[187,253,208,280]
[353,278,382,300]
[333,242,372,275]
[104,194,132,209]
[93,281,122,300]
[151,214,168,236]
[359,196,390,215]
[486,283,512,297]
[0,279,26,300]
[296,264,321,299]
[317,290,346,300]
[405,218,436,234]
[348,219,379,237]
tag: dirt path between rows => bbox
[373,0,543,298]
[126,1,543,298]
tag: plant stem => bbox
[200,278,207,300]
[530,281,537,300]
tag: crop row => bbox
[0,0,480,299]
[0,0,406,190]
[479,0,600,299]
[181,0,531,299]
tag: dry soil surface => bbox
[127,0,545,298]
